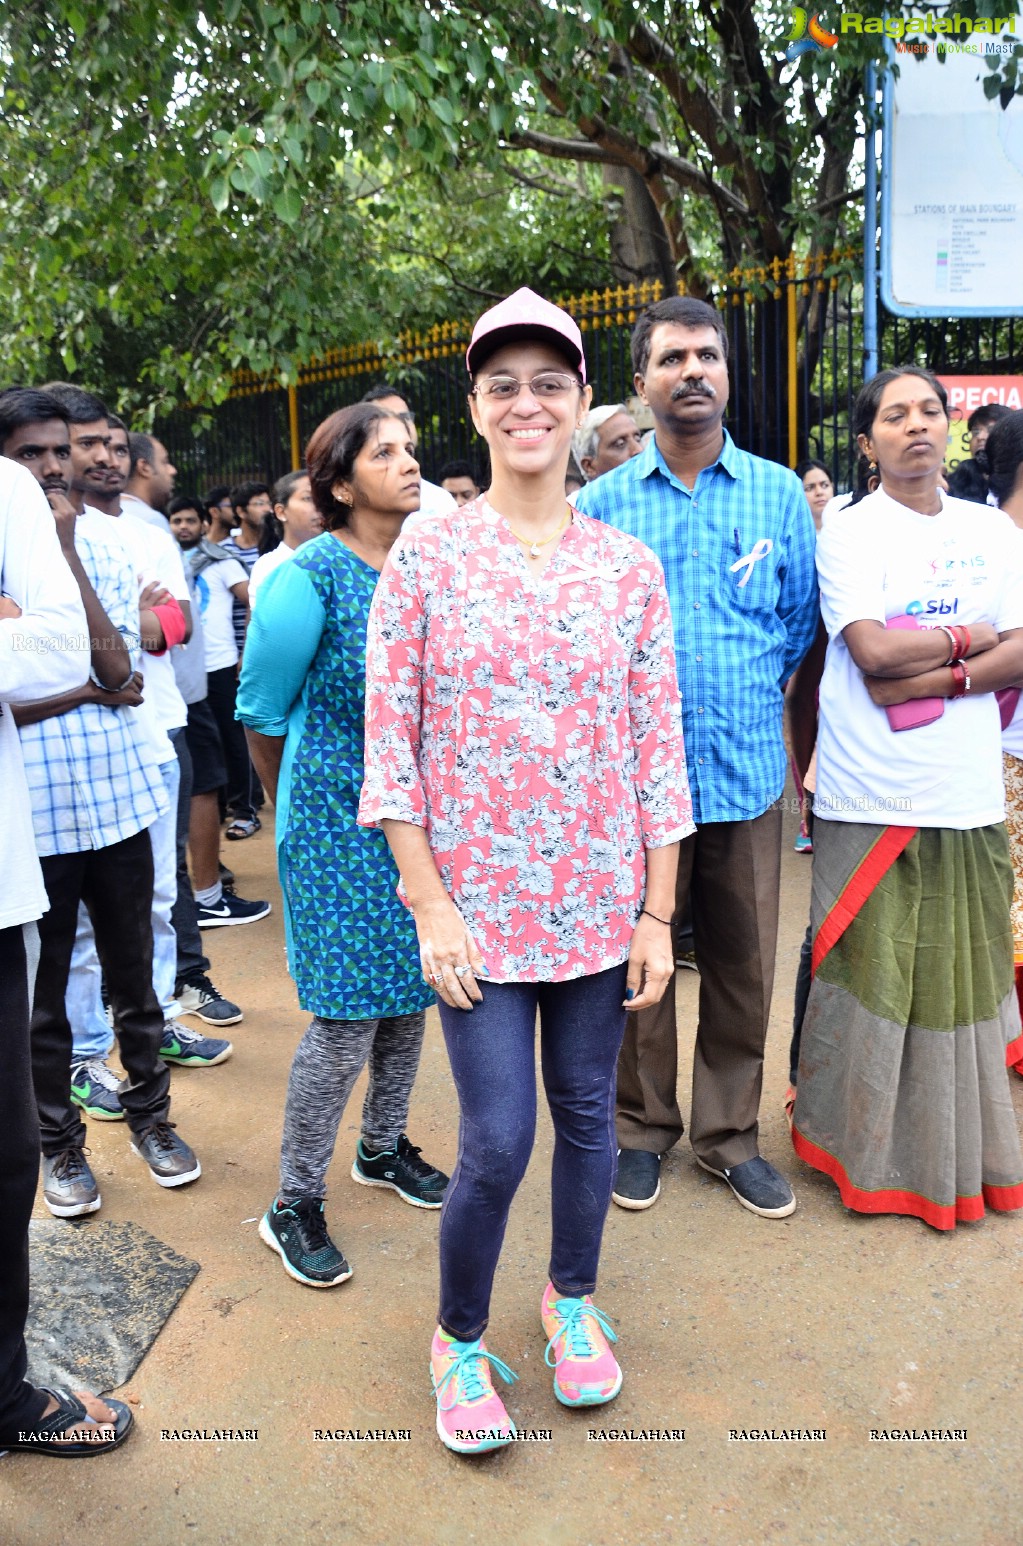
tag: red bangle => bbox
[949,660,969,698]
[959,624,971,657]
[936,624,958,665]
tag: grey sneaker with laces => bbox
[42,1147,102,1217]
[130,1122,202,1188]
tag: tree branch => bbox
[507,125,749,216]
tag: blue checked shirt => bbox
[18,510,168,855]
[574,432,819,824]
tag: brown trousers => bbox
[616,805,782,1170]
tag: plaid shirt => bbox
[18,509,168,855]
[574,432,819,824]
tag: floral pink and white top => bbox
[358,499,694,982]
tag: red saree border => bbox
[811,825,918,977]
[791,1125,1023,1231]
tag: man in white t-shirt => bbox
[40,385,234,1108]
[0,455,137,1454]
[171,504,272,868]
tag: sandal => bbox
[0,1387,133,1458]
[225,816,261,841]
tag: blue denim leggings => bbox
[437,964,628,1341]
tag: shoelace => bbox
[137,1121,179,1152]
[544,1299,618,1369]
[396,1136,438,1179]
[172,1024,203,1047]
[434,1343,519,1411]
[51,1147,92,1181]
[185,974,218,1002]
[289,1198,333,1252]
[72,1059,120,1092]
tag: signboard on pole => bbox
[881,22,1023,316]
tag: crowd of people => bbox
[2,288,1023,1462]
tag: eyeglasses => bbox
[473,372,581,401]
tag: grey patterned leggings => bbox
[279,1011,427,1200]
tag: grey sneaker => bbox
[69,1057,125,1121]
[42,1148,101,1217]
[159,1020,233,1067]
[130,1122,202,1188]
[175,973,243,1026]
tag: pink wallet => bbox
[883,614,945,731]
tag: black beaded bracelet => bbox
[641,909,673,926]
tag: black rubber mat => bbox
[26,1219,199,1393]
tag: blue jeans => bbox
[437,964,627,1341]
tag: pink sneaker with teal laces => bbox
[541,1282,622,1407]
[430,1328,518,1454]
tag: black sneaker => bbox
[130,1122,202,1188]
[196,892,272,929]
[612,1149,661,1210]
[351,1134,448,1209]
[258,1196,352,1288]
[175,973,243,1026]
[696,1154,796,1218]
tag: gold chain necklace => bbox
[504,508,571,558]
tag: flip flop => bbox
[0,1387,133,1458]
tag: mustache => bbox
[671,382,716,401]
[42,479,69,493]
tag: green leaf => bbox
[273,184,304,224]
[306,78,331,108]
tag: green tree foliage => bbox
[1,0,1016,410]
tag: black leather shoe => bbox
[696,1154,796,1218]
[612,1149,661,1210]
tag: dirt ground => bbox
[4,800,1023,1546]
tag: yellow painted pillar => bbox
[288,385,301,471]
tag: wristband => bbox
[640,909,673,927]
[949,660,970,698]
[958,624,971,657]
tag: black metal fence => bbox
[156,261,1023,496]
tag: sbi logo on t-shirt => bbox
[906,597,960,617]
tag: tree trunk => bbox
[602,164,677,293]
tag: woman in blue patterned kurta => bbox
[237,405,446,1288]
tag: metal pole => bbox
[787,273,798,467]
[287,384,301,471]
[863,63,879,382]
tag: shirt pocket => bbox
[723,536,779,613]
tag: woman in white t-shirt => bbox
[982,410,1023,1077]
[248,470,324,610]
[792,367,1023,1230]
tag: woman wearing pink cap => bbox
[359,288,694,1455]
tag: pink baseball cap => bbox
[466,287,586,381]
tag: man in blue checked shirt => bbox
[574,296,818,1221]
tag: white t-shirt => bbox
[0,460,90,928]
[97,508,190,762]
[193,556,248,672]
[248,542,293,610]
[816,486,1023,829]
[1001,526,1023,758]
